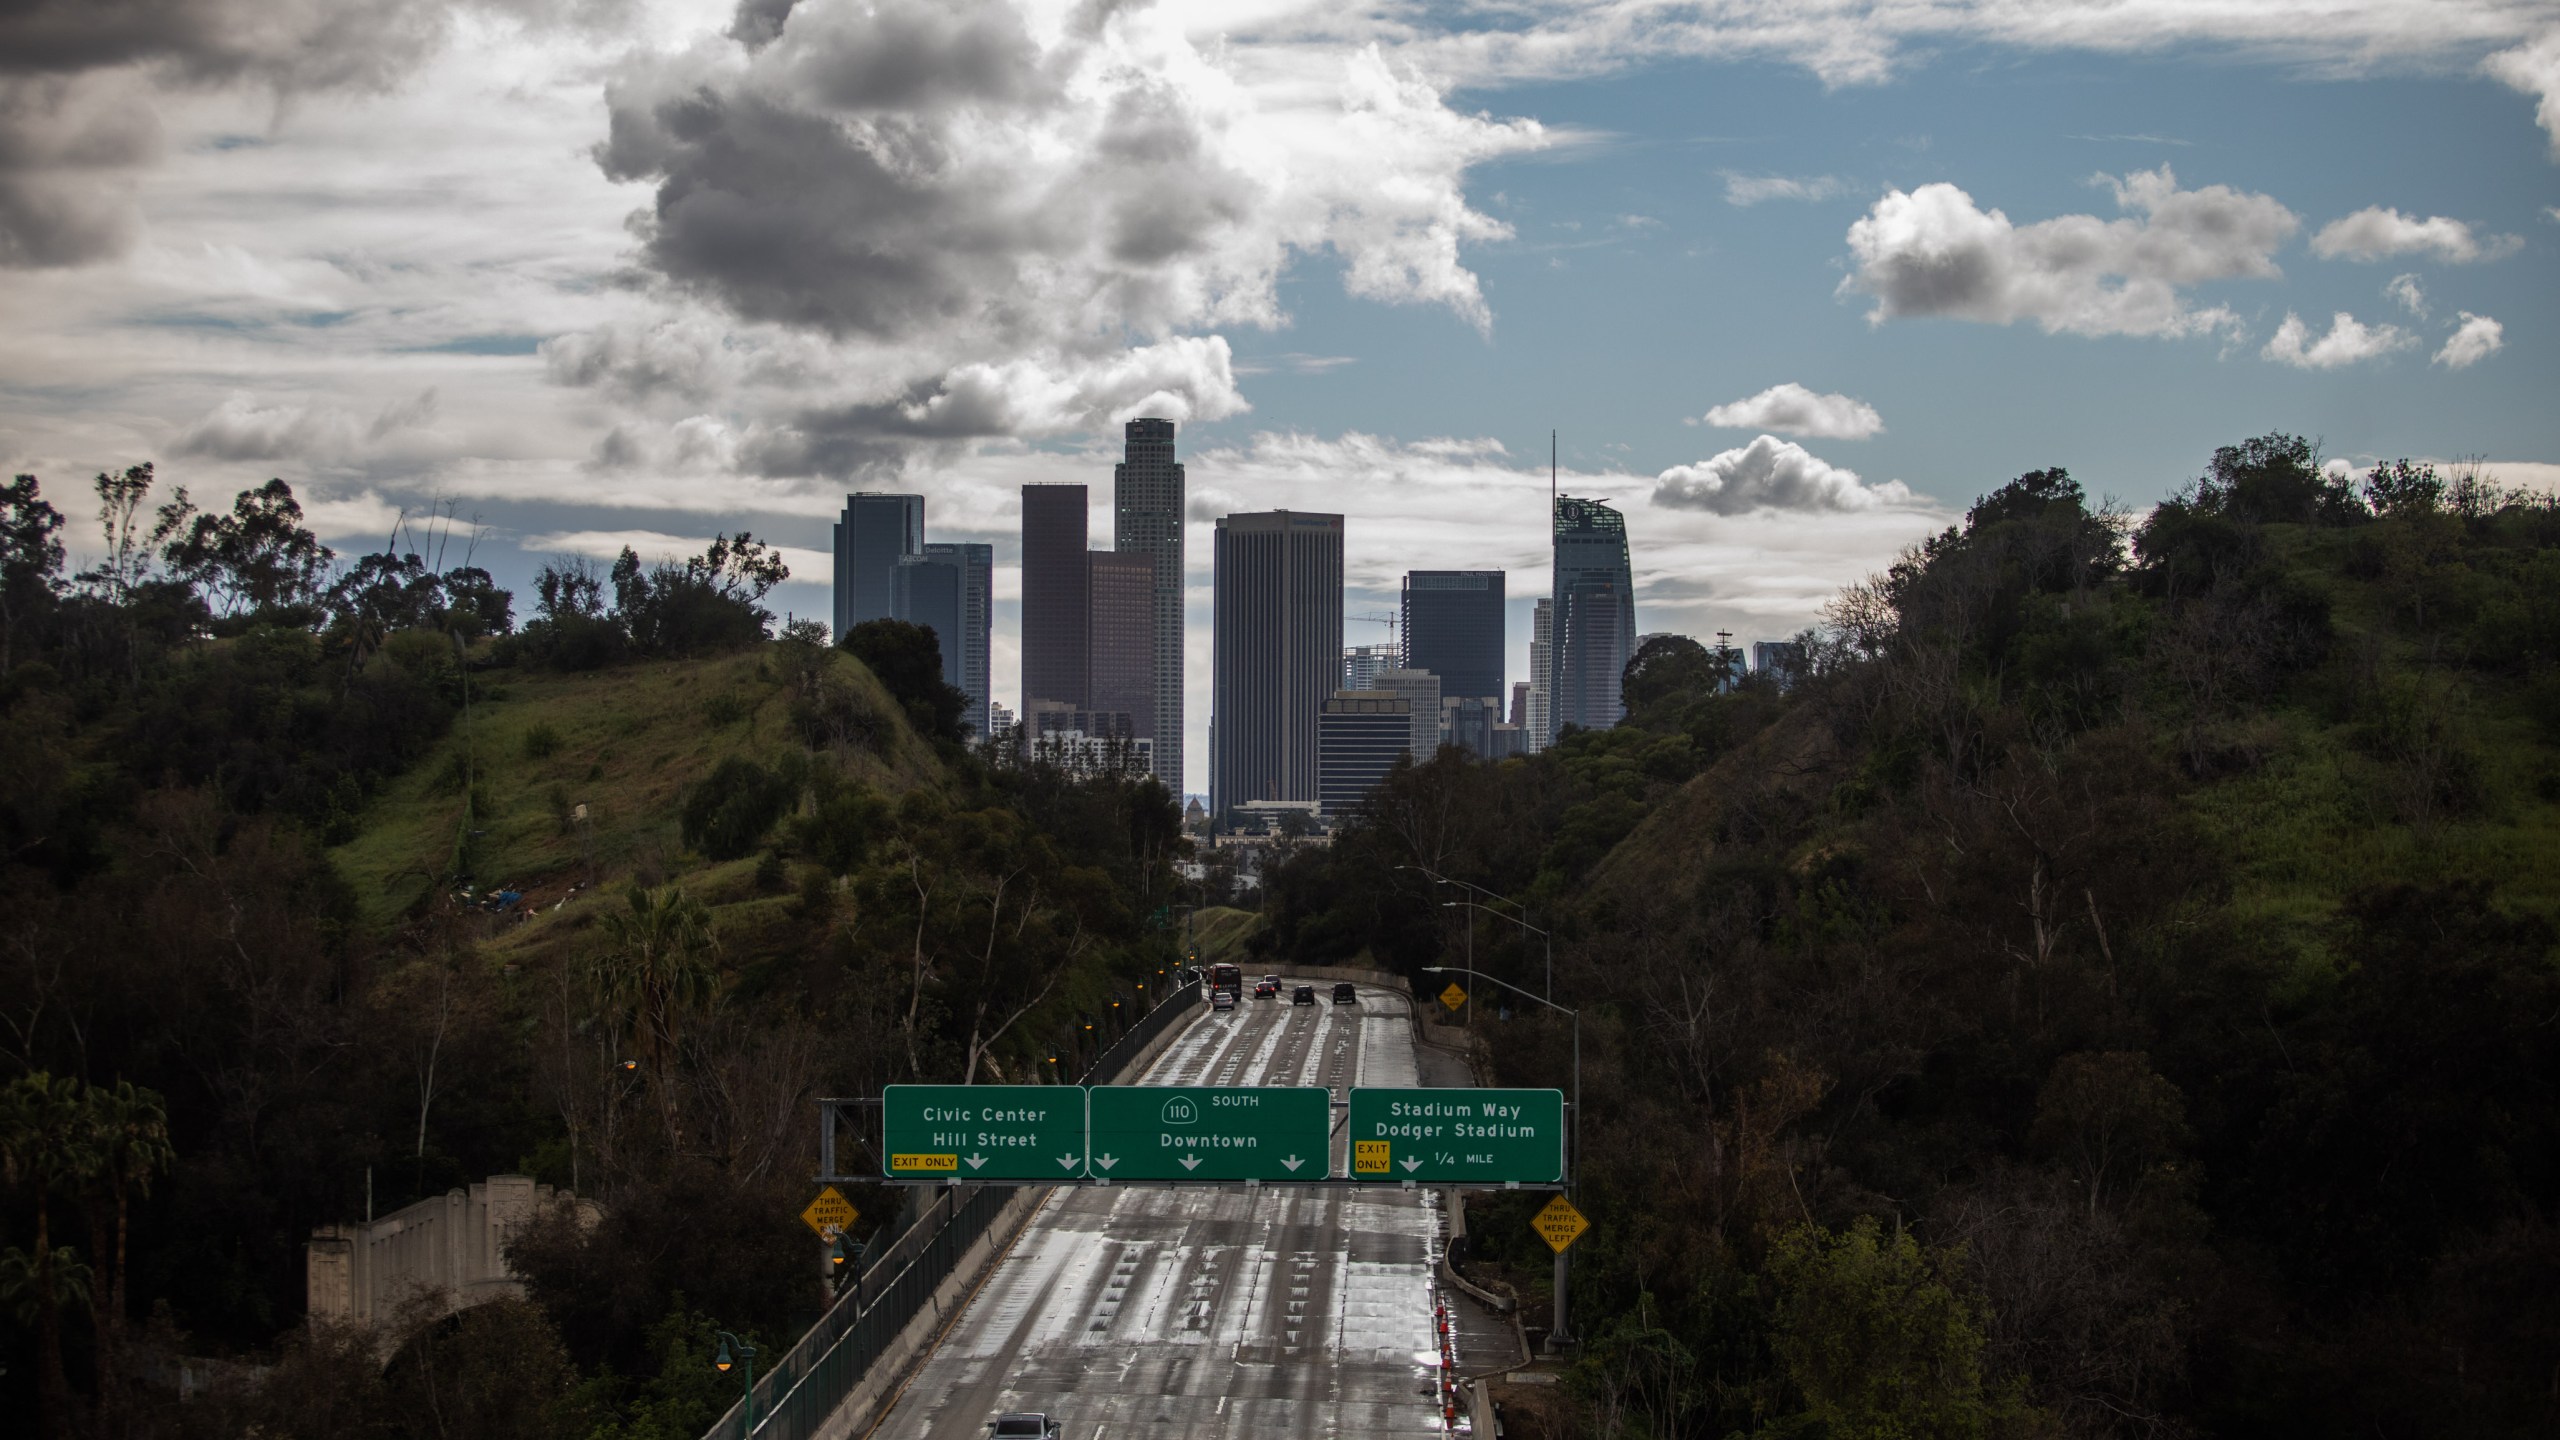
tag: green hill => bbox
[330,641,939,934]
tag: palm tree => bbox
[590,885,720,1146]
[0,1073,98,1439]
[81,1080,173,1417]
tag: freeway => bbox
[862,985,1456,1439]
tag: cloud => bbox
[1654,435,1917,515]
[1700,383,1884,440]
[521,527,829,580]
[1841,167,2294,337]
[596,1,1544,351]
[2311,206,2519,263]
[173,393,358,460]
[0,0,548,267]
[2488,30,2560,159]
[2434,312,2504,369]
[2384,273,2427,316]
[2260,311,2413,368]
[1722,173,1852,206]
[736,337,1247,478]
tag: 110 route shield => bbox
[1084,1085,1332,1182]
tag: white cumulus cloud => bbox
[2487,30,2560,160]
[2311,206,2518,263]
[2434,312,2505,369]
[1840,167,2295,338]
[1654,435,1917,515]
[2384,273,2427,316]
[1723,173,1853,206]
[1700,383,1885,440]
[2261,311,2414,369]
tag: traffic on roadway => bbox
[862,983,1462,1439]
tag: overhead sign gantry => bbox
[873,1083,1568,1187]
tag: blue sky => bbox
[2,0,2555,790]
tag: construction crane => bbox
[1353,610,1399,644]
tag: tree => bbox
[592,886,722,1144]
[78,1079,172,1414]
[0,1072,99,1439]
[1767,1216,2031,1440]
[843,617,968,742]
[0,473,65,674]
[161,477,336,617]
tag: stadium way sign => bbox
[1348,1088,1565,1184]
[1086,1085,1331,1181]
[882,1084,1087,1180]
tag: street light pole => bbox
[1421,964,1577,1351]
[1399,865,1552,1002]
[713,1330,759,1435]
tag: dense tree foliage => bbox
[0,464,1184,1437]
[1265,440,2560,1437]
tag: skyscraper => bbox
[1342,643,1396,691]
[831,492,923,639]
[1087,549,1155,739]
[1402,570,1504,703]
[1319,691,1412,814]
[1549,497,1636,741]
[891,552,959,693]
[924,541,992,735]
[1020,484,1089,712]
[1114,419,1185,794]
[1526,598,1552,753]
[1211,510,1343,825]
[1370,667,1442,762]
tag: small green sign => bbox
[881,1084,1087,1181]
[1086,1086,1332,1182]
[1347,1088,1565,1184]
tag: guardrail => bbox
[704,974,1205,1440]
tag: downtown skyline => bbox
[4,0,2557,788]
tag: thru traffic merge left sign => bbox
[1532,1194,1588,1253]
[1086,1085,1332,1181]
[881,1084,1088,1180]
[800,1185,857,1238]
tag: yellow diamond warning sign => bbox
[800,1185,858,1238]
[1439,982,1467,1011]
[1354,1139,1392,1174]
[1532,1194,1587,1253]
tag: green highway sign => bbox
[1347,1088,1566,1184]
[881,1084,1087,1181]
[1086,1085,1332,1181]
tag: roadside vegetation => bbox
[0,467,1182,1438]
[1264,438,2560,1438]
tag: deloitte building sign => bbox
[879,1083,1565,1185]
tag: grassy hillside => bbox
[331,642,938,933]
[1185,905,1268,966]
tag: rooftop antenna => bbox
[1550,429,1557,514]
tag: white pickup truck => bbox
[990,1415,1062,1439]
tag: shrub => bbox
[522,721,562,760]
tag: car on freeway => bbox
[1211,988,1237,1011]
[1253,977,1280,998]
[1332,982,1358,1005]
[1292,984,1317,1005]
[991,1416,1062,1439]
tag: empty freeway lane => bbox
[860,985,1448,1440]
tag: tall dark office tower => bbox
[1020,484,1089,711]
[922,542,992,735]
[1319,691,1412,814]
[831,492,922,639]
[891,552,960,693]
[1087,549,1155,738]
[1211,511,1343,825]
[1549,496,1636,741]
[1114,418,1185,794]
[1401,570,1505,702]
